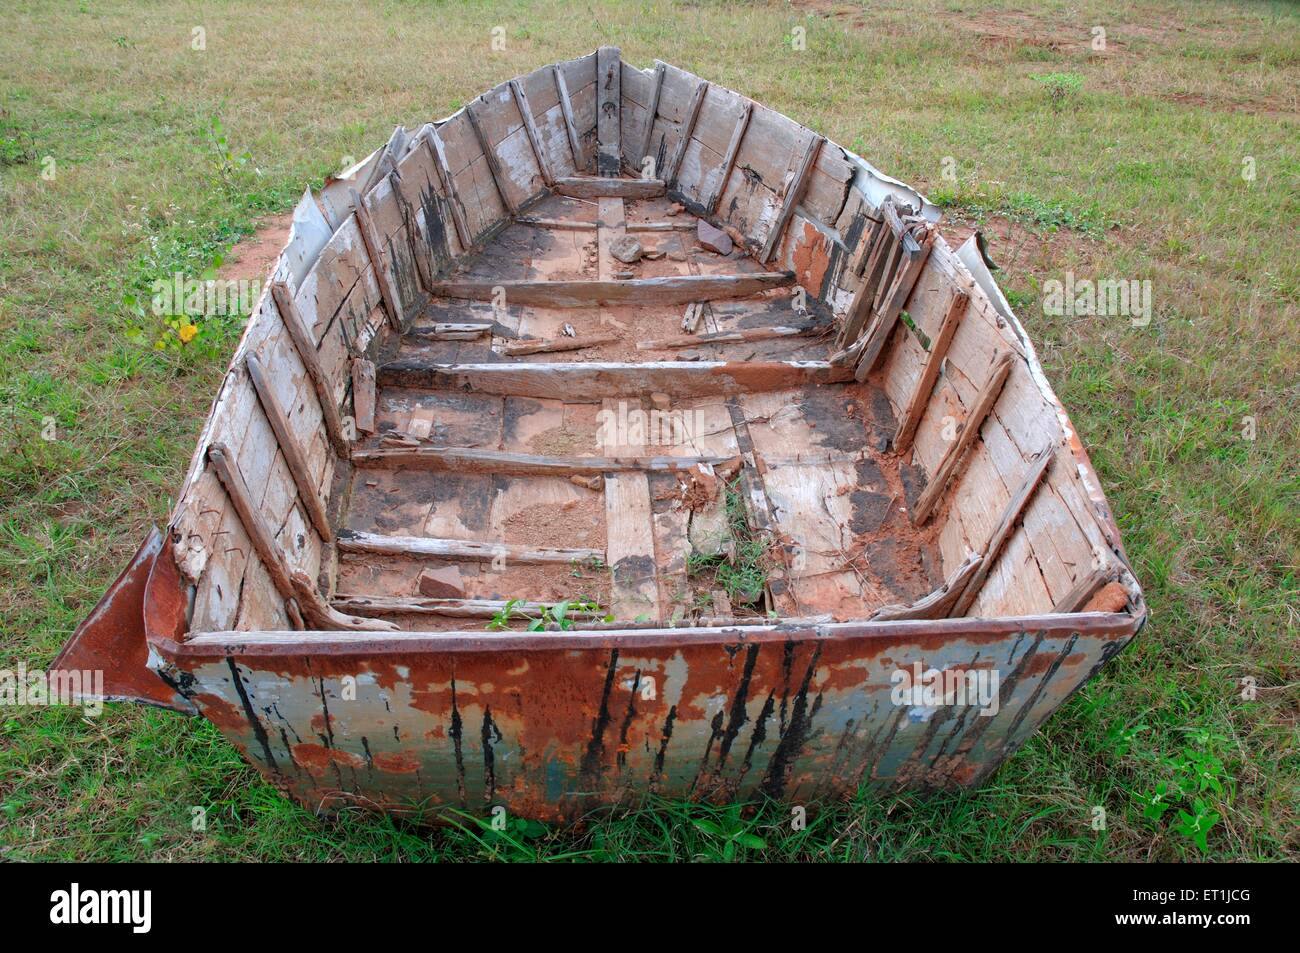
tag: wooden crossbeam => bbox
[427,271,793,307]
[377,359,852,399]
[268,280,347,458]
[245,353,333,542]
[894,289,969,453]
[337,530,600,565]
[351,446,734,474]
[759,134,825,263]
[911,350,1015,524]
[553,177,665,199]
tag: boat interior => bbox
[167,50,1141,639]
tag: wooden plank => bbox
[760,134,825,263]
[465,100,518,216]
[351,446,734,474]
[428,271,794,307]
[895,289,969,453]
[665,80,708,186]
[912,350,1015,523]
[637,62,666,173]
[333,595,604,619]
[603,397,660,621]
[708,101,753,214]
[338,529,600,565]
[501,333,618,356]
[423,128,473,251]
[349,189,404,331]
[635,325,814,350]
[269,280,348,458]
[553,176,665,199]
[244,354,333,543]
[596,46,622,175]
[351,357,376,435]
[552,65,584,172]
[1051,567,1117,613]
[838,212,898,346]
[627,220,696,232]
[378,359,853,398]
[510,79,554,187]
[951,442,1056,617]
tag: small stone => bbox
[649,391,671,410]
[696,219,733,255]
[609,235,643,263]
[417,565,464,599]
[666,203,685,217]
[570,474,603,491]
[667,251,687,262]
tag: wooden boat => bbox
[56,49,1145,821]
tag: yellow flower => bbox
[178,322,198,344]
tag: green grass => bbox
[1,0,1296,861]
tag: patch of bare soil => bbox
[216,211,294,284]
[938,213,1095,277]
[502,496,605,549]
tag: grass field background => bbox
[0,0,1295,861]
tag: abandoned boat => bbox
[56,49,1145,821]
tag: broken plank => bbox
[636,325,815,350]
[501,333,618,355]
[378,359,853,399]
[337,529,600,565]
[427,271,794,307]
[515,216,598,231]
[553,177,666,199]
[853,232,935,381]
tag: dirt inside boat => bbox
[57,49,1145,821]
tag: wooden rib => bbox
[760,134,825,263]
[837,209,898,346]
[501,333,618,356]
[351,446,734,474]
[378,359,853,398]
[244,354,333,542]
[348,188,404,331]
[388,169,435,293]
[268,280,347,458]
[208,444,394,631]
[552,65,584,172]
[871,553,983,621]
[553,177,665,199]
[950,442,1056,617]
[665,80,708,186]
[465,101,518,215]
[510,79,554,187]
[894,289,969,453]
[333,595,603,620]
[708,101,753,214]
[350,357,376,435]
[422,128,473,251]
[427,271,793,307]
[1051,567,1116,613]
[853,231,935,381]
[911,350,1016,524]
[636,325,814,350]
[338,530,600,565]
[596,46,621,176]
[638,62,666,172]
[409,322,491,340]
